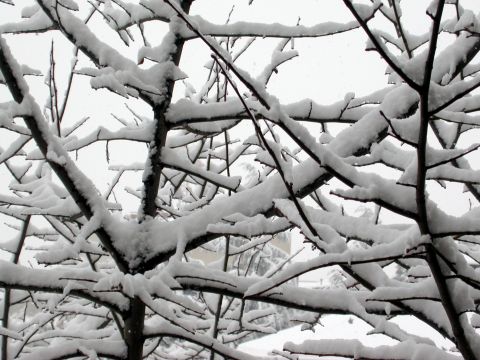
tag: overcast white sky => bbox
[1,0,479,264]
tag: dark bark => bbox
[124,0,193,357]
[123,297,146,360]
[415,2,477,359]
[139,0,193,221]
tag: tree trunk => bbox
[124,297,146,360]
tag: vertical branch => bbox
[209,236,230,360]
[416,2,476,359]
[453,0,464,80]
[139,0,193,220]
[49,40,61,136]
[124,296,145,360]
[1,216,31,360]
[199,137,214,199]
[416,0,445,233]
[209,130,231,360]
[128,1,192,359]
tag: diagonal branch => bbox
[0,36,130,273]
[343,0,421,91]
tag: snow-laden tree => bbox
[2,0,480,359]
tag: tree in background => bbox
[1,0,480,359]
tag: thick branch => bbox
[0,36,129,273]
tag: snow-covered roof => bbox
[237,314,453,359]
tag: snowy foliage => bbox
[1,0,480,359]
